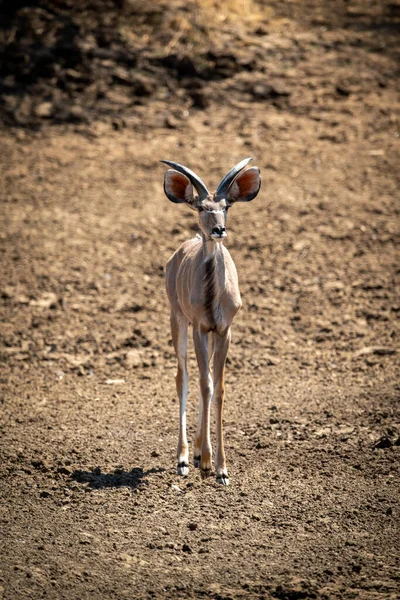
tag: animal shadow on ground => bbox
[71,466,165,491]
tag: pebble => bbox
[124,349,142,369]
[30,292,58,309]
[35,102,54,118]
[57,466,72,476]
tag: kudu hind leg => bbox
[171,311,189,476]
[213,328,231,485]
[193,328,213,478]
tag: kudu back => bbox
[161,158,261,485]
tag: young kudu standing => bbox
[161,158,261,485]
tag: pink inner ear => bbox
[165,171,191,201]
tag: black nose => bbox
[212,226,226,236]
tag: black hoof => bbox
[177,461,189,476]
[200,467,212,480]
[216,473,230,486]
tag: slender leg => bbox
[194,333,214,468]
[193,388,203,468]
[193,327,213,478]
[213,328,231,485]
[171,311,189,476]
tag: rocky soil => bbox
[1,1,399,598]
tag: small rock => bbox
[365,357,379,367]
[30,292,58,309]
[79,534,93,545]
[354,346,397,358]
[69,105,86,122]
[187,522,198,531]
[264,353,280,366]
[35,102,54,118]
[315,427,331,438]
[165,542,177,549]
[114,294,129,312]
[337,426,355,436]
[57,466,72,476]
[112,119,126,131]
[112,67,131,85]
[182,543,192,553]
[31,459,49,472]
[324,280,345,291]
[147,542,156,549]
[124,349,142,369]
[165,115,179,129]
[131,74,155,97]
[1,286,15,299]
[64,354,91,368]
[251,83,290,100]
[255,441,267,449]
[293,240,309,252]
[151,450,160,458]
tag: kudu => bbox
[161,158,261,485]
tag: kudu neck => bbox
[201,233,224,258]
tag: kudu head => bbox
[161,158,261,242]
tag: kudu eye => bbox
[198,207,204,213]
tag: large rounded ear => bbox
[164,169,195,205]
[226,167,261,205]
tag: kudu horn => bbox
[215,157,253,200]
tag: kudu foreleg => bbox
[193,328,213,478]
[213,328,231,485]
[194,333,214,468]
[171,311,189,476]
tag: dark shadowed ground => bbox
[1,1,399,598]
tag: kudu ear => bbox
[164,169,195,206]
[226,167,261,205]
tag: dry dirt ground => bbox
[1,1,400,599]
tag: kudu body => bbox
[161,158,261,485]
